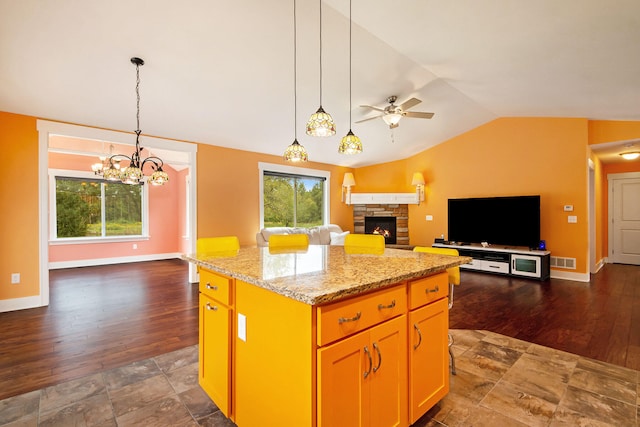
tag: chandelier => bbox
[92,57,169,186]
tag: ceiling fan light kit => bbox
[357,95,434,129]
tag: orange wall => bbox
[0,112,40,299]
[48,152,181,263]
[354,118,590,273]
[196,144,355,246]
[588,120,640,145]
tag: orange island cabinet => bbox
[184,245,470,427]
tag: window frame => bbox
[48,169,150,244]
[258,162,331,229]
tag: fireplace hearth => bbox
[365,216,397,245]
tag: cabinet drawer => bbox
[483,261,509,274]
[199,269,232,305]
[317,284,407,346]
[408,272,448,310]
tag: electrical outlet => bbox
[425,215,433,221]
[132,243,138,250]
[11,273,20,284]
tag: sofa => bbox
[256,224,349,247]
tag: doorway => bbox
[38,120,198,306]
[608,172,640,265]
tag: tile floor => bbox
[0,330,638,426]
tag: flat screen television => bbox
[448,195,540,249]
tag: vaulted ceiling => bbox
[1,0,639,166]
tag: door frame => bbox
[607,171,640,263]
[38,120,198,307]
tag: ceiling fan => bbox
[356,95,434,129]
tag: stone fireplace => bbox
[353,204,409,246]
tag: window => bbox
[50,170,148,241]
[259,163,330,228]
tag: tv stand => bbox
[433,242,550,281]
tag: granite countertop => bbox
[183,246,471,305]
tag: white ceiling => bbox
[1,0,639,167]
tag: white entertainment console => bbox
[433,243,551,281]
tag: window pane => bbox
[55,178,102,237]
[295,178,323,227]
[104,182,142,236]
[263,173,325,228]
[264,175,294,227]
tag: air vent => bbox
[550,256,576,270]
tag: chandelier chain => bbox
[135,61,141,134]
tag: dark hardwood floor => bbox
[450,263,640,371]
[0,259,198,401]
[0,259,638,402]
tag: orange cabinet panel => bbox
[317,284,407,346]
[318,315,407,427]
[199,293,231,417]
[408,297,449,424]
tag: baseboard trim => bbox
[0,295,47,313]
[49,253,182,270]
[550,269,590,282]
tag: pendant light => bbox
[97,57,169,185]
[338,0,363,155]
[284,0,308,162]
[306,0,336,137]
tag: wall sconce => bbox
[342,172,356,205]
[411,172,425,203]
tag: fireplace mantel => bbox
[350,192,419,205]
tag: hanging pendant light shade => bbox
[338,0,363,155]
[339,130,362,154]
[284,139,309,162]
[306,0,336,137]
[284,0,308,162]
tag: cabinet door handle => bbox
[206,283,218,291]
[363,345,373,379]
[372,342,382,372]
[205,302,218,311]
[426,285,440,294]
[338,311,361,324]
[377,300,396,310]
[413,323,422,350]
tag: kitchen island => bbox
[184,245,470,427]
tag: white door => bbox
[610,174,640,265]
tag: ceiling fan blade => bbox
[398,97,422,111]
[359,104,386,113]
[404,111,434,119]
[355,114,383,124]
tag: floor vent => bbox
[550,256,576,269]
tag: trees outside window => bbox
[263,172,325,228]
[54,176,143,238]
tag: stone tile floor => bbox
[0,330,638,426]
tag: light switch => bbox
[238,313,247,342]
[568,215,577,223]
